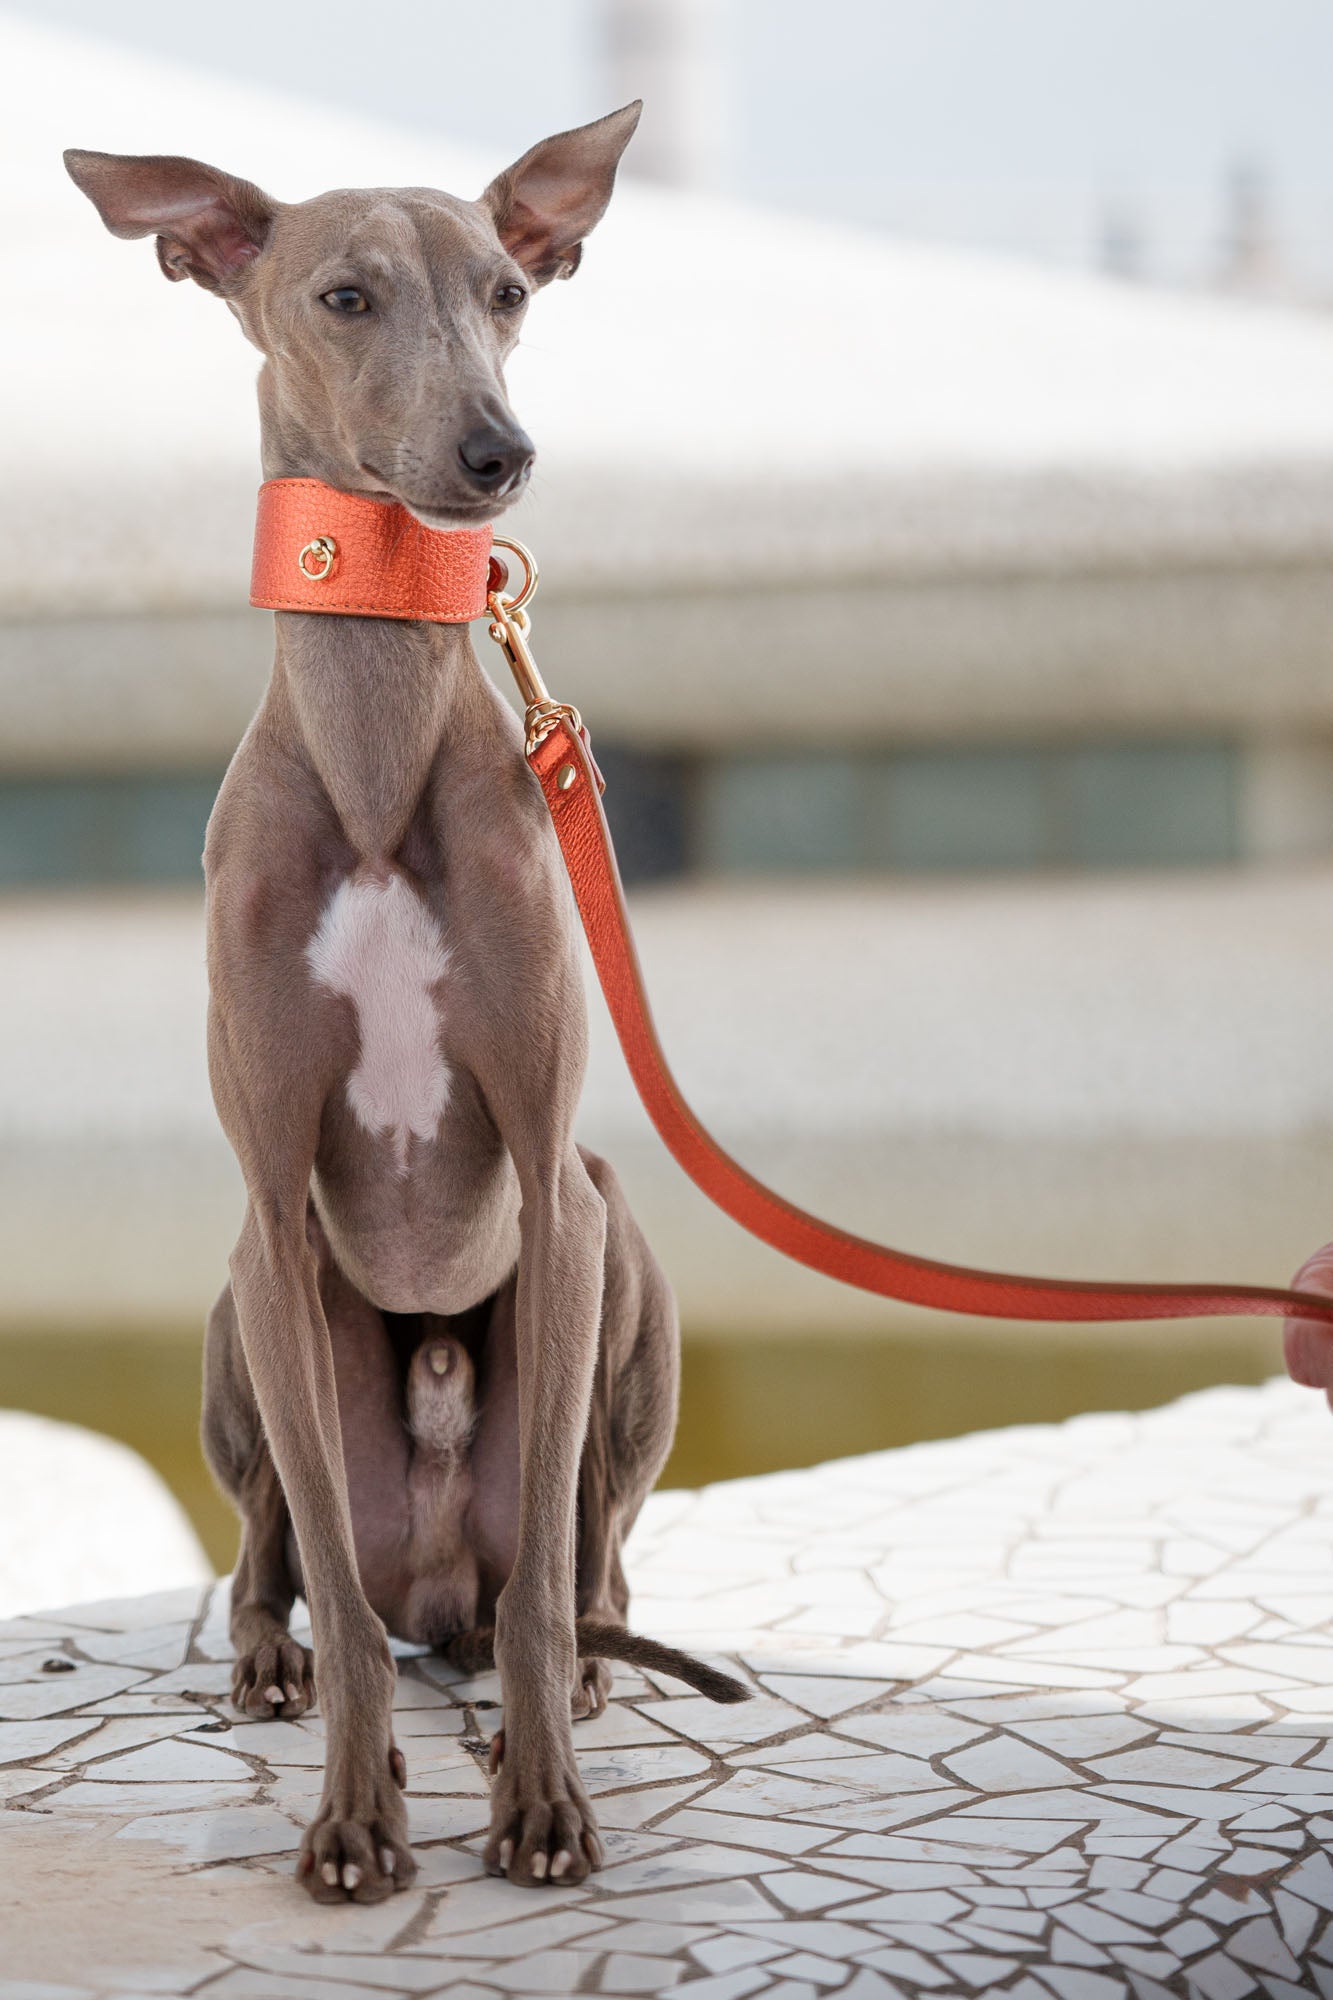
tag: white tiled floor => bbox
[6,1381,1333,1997]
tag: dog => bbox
[65,105,743,1906]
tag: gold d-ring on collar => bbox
[489,534,539,616]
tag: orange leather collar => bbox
[250,478,493,622]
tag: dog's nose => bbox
[458,421,535,497]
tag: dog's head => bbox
[64,106,639,527]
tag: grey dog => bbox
[66,105,742,1906]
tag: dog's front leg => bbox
[485,1149,608,1885]
[229,1200,414,1902]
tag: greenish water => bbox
[0,1320,1281,1576]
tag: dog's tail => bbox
[437,1620,750,1705]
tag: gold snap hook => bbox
[297,535,337,582]
[482,535,593,772]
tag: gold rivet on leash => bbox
[297,535,337,581]
[557,764,577,791]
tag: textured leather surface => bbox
[250,479,493,621]
[531,719,1333,1326]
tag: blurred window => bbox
[697,754,866,874]
[0,774,218,888]
[596,744,692,883]
[0,742,1241,889]
[1063,744,1238,868]
[695,740,1240,877]
[873,749,1050,871]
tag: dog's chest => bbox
[306,870,451,1172]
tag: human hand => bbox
[1284,1244,1333,1408]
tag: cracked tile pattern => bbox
[6,1381,1333,1997]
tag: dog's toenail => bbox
[531,1852,548,1879]
[343,1864,361,1889]
[285,1683,301,1704]
[428,1344,450,1374]
[321,1862,339,1886]
[551,1849,572,1878]
[264,1684,284,1704]
[499,1839,513,1869]
[381,1847,396,1875]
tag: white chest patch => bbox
[306,872,451,1172]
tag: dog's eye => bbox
[493,284,527,312]
[321,287,370,313]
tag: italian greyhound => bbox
[65,106,742,1905]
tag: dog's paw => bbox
[483,1755,603,1886]
[297,1744,415,1904]
[232,1634,315,1720]
[571,1656,611,1721]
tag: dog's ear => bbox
[63,150,276,293]
[482,102,641,286]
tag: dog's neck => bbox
[271,613,491,861]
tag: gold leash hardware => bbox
[486,535,583,757]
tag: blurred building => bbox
[599,0,724,189]
[5,12,1333,1360]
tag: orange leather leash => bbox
[521,712,1333,1324]
[488,547,1333,1328]
[251,488,1333,1327]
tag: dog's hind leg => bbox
[202,1278,314,1719]
[573,1149,680,1720]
